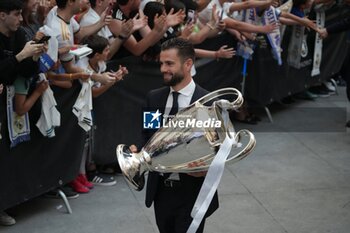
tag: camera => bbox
[186,9,195,24]
[35,35,51,44]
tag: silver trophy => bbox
[116,88,256,190]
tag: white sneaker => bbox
[323,81,336,92]
[0,211,16,226]
[87,171,117,186]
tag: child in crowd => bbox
[70,34,128,193]
[14,78,48,116]
[7,70,48,147]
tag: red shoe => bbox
[77,174,94,189]
[70,178,89,193]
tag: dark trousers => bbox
[154,184,205,233]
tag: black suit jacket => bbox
[327,16,350,34]
[143,84,219,217]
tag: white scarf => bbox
[311,6,326,76]
[187,108,239,233]
[262,6,283,65]
[236,8,257,60]
[278,0,293,42]
[288,24,306,69]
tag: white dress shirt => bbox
[163,79,196,117]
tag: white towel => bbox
[36,73,61,137]
[73,80,93,132]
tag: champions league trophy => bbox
[116,88,256,190]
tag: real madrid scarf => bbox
[288,24,306,69]
[237,8,257,60]
[6,86,31,148]
[311,5,327,76]
[262,6,283,65]
[278,0,293,42]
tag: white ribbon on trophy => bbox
[262,6,283,65]
[288,24,305,69]
[187,109,238,233]
[311,6,325,76]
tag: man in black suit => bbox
[130,38,218,233]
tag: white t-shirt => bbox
[79,8,114,40]
[222,2,244,21]
[45,6,80,62]
[76,57,107,88]
[198,0,229,25]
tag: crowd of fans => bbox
[0,0,349,226]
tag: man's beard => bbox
[163,72,184,86]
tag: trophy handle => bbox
[194,129,256,167]
[193,87,244,109]
[116,144,146,191]
[226,129,256,164]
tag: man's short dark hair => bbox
[56,0,75,9]
[161,38,195,63]
[164,0,185,14]
[144,2,165,29]
[118,0,129,6]
[293,0,308,7]
[0,0,23,13]
[82,34,109,58]
[89,0,97,9]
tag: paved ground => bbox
[1,87,349,233]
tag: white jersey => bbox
[198,0,229,25]
[79,8,114,40]
[45,6,80,62]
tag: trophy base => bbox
[116,144,145,191]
